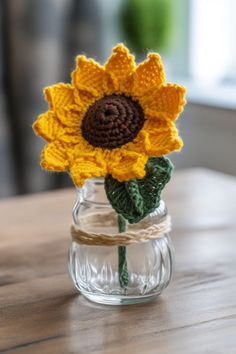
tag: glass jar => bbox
[68,178,174,305]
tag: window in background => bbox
[189,0,236,84]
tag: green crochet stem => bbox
[104,157,173,290]
[118,214,129,289]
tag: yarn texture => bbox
[33,43,186,187]
[71,214,171,246]
[33,43,186,290]
[81,94,145,149]
[105,156,172,223]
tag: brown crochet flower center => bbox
[81,95,145,149]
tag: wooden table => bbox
[1,168,236,354]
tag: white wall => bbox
[171,103,236,176]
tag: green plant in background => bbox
[120,0,172,55]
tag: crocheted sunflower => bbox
[33,43,186,187]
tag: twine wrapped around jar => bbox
[71,212,171,246]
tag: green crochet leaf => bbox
[105,157,173,224]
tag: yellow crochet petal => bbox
[72,56,108,97]
[56,105,83,128]
[105,43,135,92]
[134,129,152,153]
[73,88,98,111]
[58,132,80,145]
[58,126,92,146]
[132,53,165,98]
[141,84,186,121]
[70,151,107,187]
[143,114,172,130]
[119,129,152,155]
[118,116,169,155]
[33,111,65,142]
[109,150,147,182]
[41,141,70,171]
[145,122,183,156]
[44,83,75,110]
[44,83,82,127]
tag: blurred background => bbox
[0,0,235,198]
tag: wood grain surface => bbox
[0,168,236,354]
